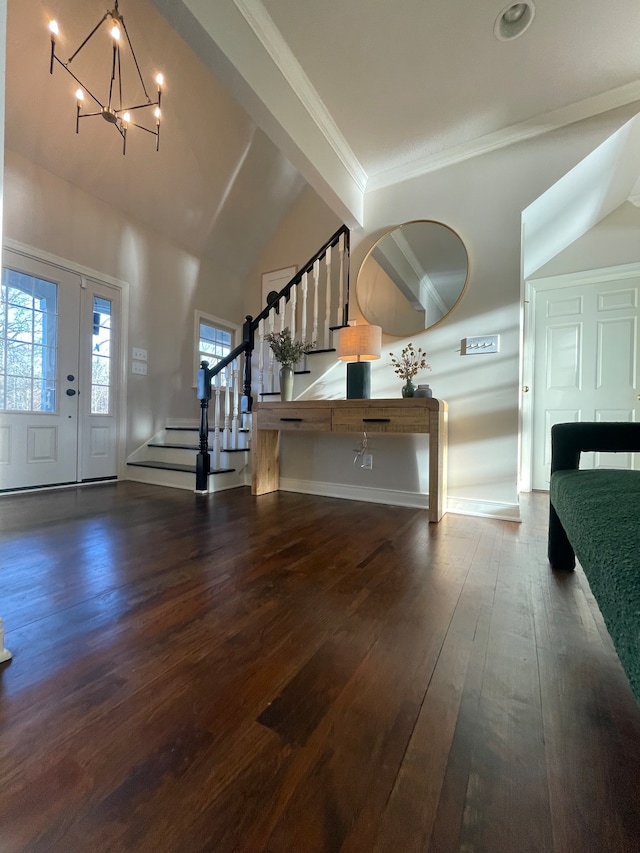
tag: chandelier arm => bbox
[117,45,123,111]
[66,12,110,64]
[54,57,103,108]
[130,123,160,137]
[115,101,158,113]
[107,43,118,111]
[120,16,152,103]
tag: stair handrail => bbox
[195,224,350,490]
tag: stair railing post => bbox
[242,315,255,413]
[196,360,212,491]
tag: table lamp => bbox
[336,322,382,398]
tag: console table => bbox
[251,398,448,522]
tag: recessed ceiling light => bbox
[494,1,535,41]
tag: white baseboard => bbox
[279,479,522,521]
[279,478,429,509]
[446,495,521,522]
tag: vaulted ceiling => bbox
[6,0,640,247]
[150,0,640,223]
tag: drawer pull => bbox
[280,417,303,422]
[362,417,391,423]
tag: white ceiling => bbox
[7,0,640,241]
[151,0,640,222]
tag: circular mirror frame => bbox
[356,219,469,337]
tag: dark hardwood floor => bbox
[0,482,639,852]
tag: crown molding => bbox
[233,0,367,194]
[367,80,640,192]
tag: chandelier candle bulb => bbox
[49,20,58,73]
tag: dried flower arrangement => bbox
[265,327,315,365]
[389,343,431,380]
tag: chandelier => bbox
[48,0,163,155]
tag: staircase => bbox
[126,424,251,492]
[124,224,350,493]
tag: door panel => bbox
[0,254,81,490]
[0,252,120,490]
[79,284,120,481]
[532,272,640,489]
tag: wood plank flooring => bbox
[0,482,639,852]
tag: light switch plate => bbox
[132,347,147,362]
[132,360,147,375]
[461,335,500,355]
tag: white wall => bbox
[530,201,640,278]
[522,114,640,279]
[3,149,244,458]
[268,106,640,518]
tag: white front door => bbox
[0,251,120,491]
[529,266,640,490]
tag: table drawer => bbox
[256,408,332,431]
[332,406,428,434]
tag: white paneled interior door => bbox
[531,268,640,489]
[0,251,120,491]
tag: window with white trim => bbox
[195,312,238,386]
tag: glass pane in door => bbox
[91,296,112,415]
[1,269,58,412]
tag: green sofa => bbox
[548,422,640,702]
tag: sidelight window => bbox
[0,269,58,412]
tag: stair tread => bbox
[127,461,235,475]
[164,426,249,433]
[308,348,336,354]
[148,442,249,452]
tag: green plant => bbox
[389,343,431,381]
[265,327,315,365]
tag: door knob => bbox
[522,386,530,392]
[66,388,77,396]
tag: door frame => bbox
[3,237,129,483]
[519,261,640,491]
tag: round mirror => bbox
[356,220,468,336]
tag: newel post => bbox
[196,360,211,491]
[242,315,255,413]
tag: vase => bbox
[401,379,415,398]
[279,364,294,401]
[415,384,433,398]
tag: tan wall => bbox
[243,185,341,319]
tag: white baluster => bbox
[213,373,221,470]
[301,271,308,343]
[337,233,345,327]
[290,284,297,342]
[258,317,265,400]
[324,244,332,349]
[267,308,276,392]
[312,259,320,346]
[223,367,231,439]
[232,358,240,449]
[279,295,286,334]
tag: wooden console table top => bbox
[251,398,448,522]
